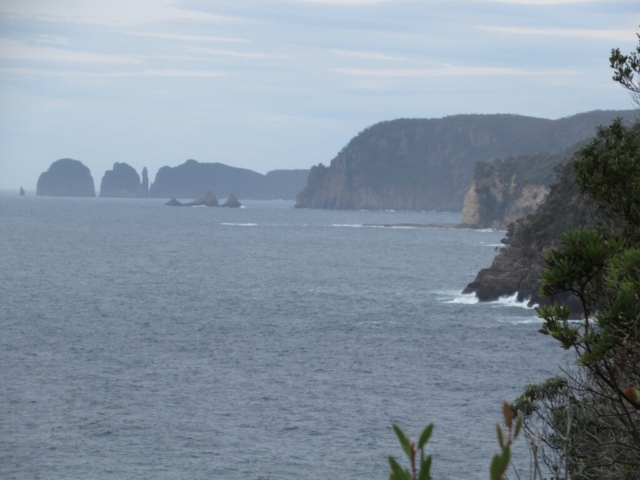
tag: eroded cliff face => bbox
[460,143,584,228]
[295,110,635,211]
[463,160,595,310]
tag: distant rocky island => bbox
[295,110,636,212]
[100,163,149,198]
[37,158,95,197]
[150,160,309,200]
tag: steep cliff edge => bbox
[37,159,95,197]
[295,110,635,211]
[463,160,595,307]
[100,162,147,198]
[461,143,584,228]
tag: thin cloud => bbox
[0,67,228,78]
[188,47,291,60]
[125,31,250,43]
[35,34,69,45]
[0,39,140,64]
[332,49,420,62]
[0,0,246,26]
[479,26,638,42]
[331,66,579,77]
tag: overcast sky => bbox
[0,0,638,190]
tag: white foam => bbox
[220,223,258,227]
[489,293,537,309]
[331,224,364,228]
[446,293,479,304]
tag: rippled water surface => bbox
[1,196,570,479]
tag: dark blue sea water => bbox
[1,196,570,479]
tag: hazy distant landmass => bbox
[36,158,95,197]
[149,160,309,200]
[295,110,636,211]
[100,163,149,198]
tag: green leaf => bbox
[418,424,434,450]
[388,456,410,480]
[496,424,505,449]
[393,424,413,460]
[514,415,523,439]
[501,446,511,472]
[490,454,504,480]
[419,455,433,480]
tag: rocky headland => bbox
[295,110,635,211]
[100,162,149,198]
[463,160,595,310]
[37,159,96,197]
[150,160,309,200]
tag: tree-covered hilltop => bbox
[149,160,309,200]
[295,110,636,212]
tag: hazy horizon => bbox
[1,0,639,190]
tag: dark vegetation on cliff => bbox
[295,110,635,211]
[100,162,149,198]
[36,158,95,197]
[149,160,309,200]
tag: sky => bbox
[0,0,639,190]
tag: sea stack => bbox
[36,159,96,197]
[222,194,242,208]
[100,162,142,198]
[19,187,25,196]
[140,167,149,198]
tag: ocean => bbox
[1,196,570,479]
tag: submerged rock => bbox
[165,197,183,206]
[37,159,96,197]
[221,194,242,208]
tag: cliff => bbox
[36,159,95,197]
[295,110,635,211]
[149,160,309,200]
[463,160,595,308]
[461,142,584,228]
[100,162,147,198]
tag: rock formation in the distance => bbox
[140,167,149,198]
[463,160,594,310]
[460,141,585,228]
[295,110,636,211]
[100,162,146,198]
[165,191,219,207]
[150,160,309,200]
[19,187,25,196]
[221,194,242,208]
[36,159,96,197]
